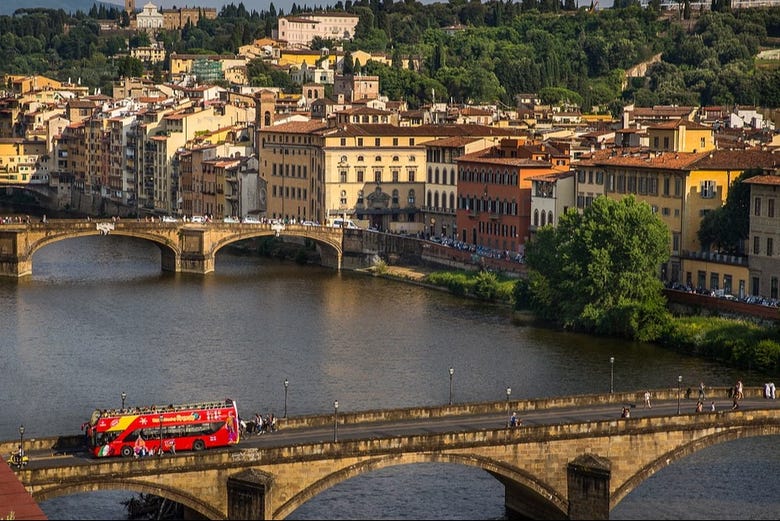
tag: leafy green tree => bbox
[524,196,671,340]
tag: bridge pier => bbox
[0,231,32,277]
[227,469,271,520]
[566,454,611,520]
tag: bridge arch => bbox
[274,452,567,520]
[208,228,343,266]
[612,424,780,508]
[33,477,223,520]
[23,229,180,269]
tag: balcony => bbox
[681,250,747,266]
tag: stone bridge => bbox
[0,220,349,277]
[9,390,780,520]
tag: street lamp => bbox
[19,424,24,453]
[677,375,683,415]
[159,414,164,456]
[610,356,615,394]
[284,379,289,419]
[121,391,127,411]
[333,400,339,442]
[448,367,454,405]
[506,387,512,427]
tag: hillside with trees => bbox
[1,2,780,111]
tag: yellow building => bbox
[0,138,48,185]
[575,148,779,286]
[647,119,715,153]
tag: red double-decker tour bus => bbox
[85,398,240,458]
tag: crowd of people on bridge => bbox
[239,412,278,436]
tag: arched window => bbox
[408,189,415,205]
[340,190,347,205]
[435,167,440,184]
[434,191,440,208]
[357,155,364,162]
[449,192,455,210]
[548,211,554,225]
[450,169,455,185]
[428,167,433,183]
[533,209,539,226]
[541,211,546,227]
[427,190,432,207]
[264,111,272,126]
[392,189,399,205]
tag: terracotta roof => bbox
[424,136,485,148]
[527,171,575,182]
[260,121,329,134]
[743,174,780,185]
[648,119,712,131]
[591,150,710,170]
[325,123,517,138]
[691,150,780,170]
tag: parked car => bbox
[162,216,179,223]
[223,216,240,223]
[190,215,206,223]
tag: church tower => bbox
[126,0,136,14]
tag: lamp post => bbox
[121,391,127,411]
[283,379,289,419]
[448,367,454,405]
[505,387,512,427]
[158,414,164,456]
[677,375,683,415]
[19,424,24,453]
[333,400,339,442]
[610,356,615,394]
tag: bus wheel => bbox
[192,440,205,451]
[120,446,133,458]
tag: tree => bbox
[697,168,763,254]
[524,196,671,341]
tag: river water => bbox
[0,235,778,519]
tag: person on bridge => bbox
[134,435,149,457]
[509,412,520,428]
[699,382,707,401]
[644,390,652,408]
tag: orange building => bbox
[456,138,569,252]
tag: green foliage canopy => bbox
[524,196,671,340]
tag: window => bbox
[700,137,706,149]
[357,170,364,183]
[340,190,347,205]
[339,170,347,183]
[663,137,669,149]
[672,232,680,253]
[768,237,774,257]
[340,138,346,146]
[663,177,670,196]
[754,197,762,216]
[392,189,399,205]
[409,138,415,146]
[339,155,347,163]
[408,190,415,205]
[375,156,381,162]
[357,138,363,147]
[595,171,604,184]
[754,235,760,255]
[375,138,380,146]
[392,170,399,182]
[674,178,682,197]
[653,137,659,148]
[772,277,779,299]
[662,207,670,216]
[357,190,364,205]
[392,138,398,146]
[408,170,415,182]
[770,199,775,218]
[700,180,716,198]
[374,170,382,183]
[577,170,585,183]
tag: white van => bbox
[330,218,359,229]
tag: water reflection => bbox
[3,235,776,520]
